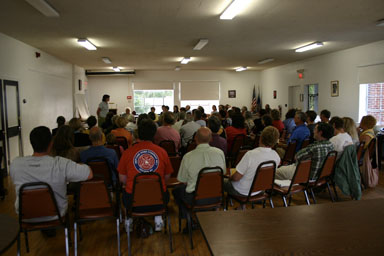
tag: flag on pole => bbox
[257,85,261,107]
[252,85,257,108]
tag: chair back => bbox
[317,151,338,180]
[116,136,129,150]
[186,140,197,153]
[131,173,164,208]
[301,139,310,149]
[229,134,245,157]
[248,161,276,196]
[290,158,312,187]
[86,157,114,187]
[356,141,365,163]
[280,129,287,140]
[169,155,182,178]
[19,182,63,223]
[282,141,297,165]
[233,148,250,167]
[194,167,224,202]
[159,140,177,156]
[106,144,122,159]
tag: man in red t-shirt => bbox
[118,118,173,231]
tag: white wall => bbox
[260,40,384,121]
[0,33,75,156]
[87,70,260,115]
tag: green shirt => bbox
[177,144,226,193]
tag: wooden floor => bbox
[2,166,384,256]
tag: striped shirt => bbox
[295,140,334,179]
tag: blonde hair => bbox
[115,116,128,128]
[342,117,358,141]
[360,115,377,130]
[261,126,280,147]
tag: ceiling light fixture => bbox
[220,0,251,20]
[258,58,275,65]
[112,67,121,72]
[175,66,181,71]
[102,57,112,64]
[376,19,384,27]
[235,66,247,72]
[193,39,209,50]
[25,0,60,17]
[295,42,323,52]
[181,57,191,64]
[77,39,97,50]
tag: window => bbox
[180,100,220,113]
[359,83,384,125]
[307,84,318,112]
[133,90,174,114]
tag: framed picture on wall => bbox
[228,90,236,98]
[331,80,339,97]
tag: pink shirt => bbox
[154,126,181,151]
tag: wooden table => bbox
[0,214,19,254]
[197,199,384,256]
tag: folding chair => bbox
[106,144,122,160]
[186,140,197,153]
[126,173,173,256]
[308,151,338,204]
[228,134,246,167]
[281,141,297,165]
[17,182,69,256]
[74,180,120,256]
[166,155,182,187]
[116,136,129,150]
[226,161,276,210]
[273,158,312,207]
[159,140,177,156]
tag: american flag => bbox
[252,85,257,107]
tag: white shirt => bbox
[98,101,109,118]
[180,121,201,147]
[330,132,353,157]
[232,147,280,196]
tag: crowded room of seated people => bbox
[1,1,384,255]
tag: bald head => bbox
[89,127,103,145]
[195,127,212,145]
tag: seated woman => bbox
[111,116,133,148]
[343,117,359,145]
[69,117,91,147]
[359,115,377,149]
[225,112,247,153]
[51,125,80,162]
[244,111,255,135]
[271,109,284,134]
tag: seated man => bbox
[10,126,92,223]
[118,119,173,231]
[320,109,331,123]
[224,126,280,197]
[180,113,200,148]
[207,115,227,155]
[80,127,119,180]
[287,111,310,152]
[276,122,334,181]
[329,116,353,158]
[154,111,181,151]
[173,127,226,228]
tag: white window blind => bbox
[180,81,220,100]
[358,64,384,84]
[132,81,174,90]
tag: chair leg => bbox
[225,196,229,211]
[332,182,339,201]
[186,211,193,249]
[178,207,182,233]
[326,182,335,202]
[310,188,317,204]
[288,196,292,206]
[17,232,20,256]
[304,190,311,205]
[74,222,78,256]
[65,227,69,256]
[24,230,29,253]
[116,218,121,256]
[262,200,266,208]
[167,213,173,253]
[269,197,274,208]
[282,196,288,207]
[127,217,131,256]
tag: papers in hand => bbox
[274,179,291,187]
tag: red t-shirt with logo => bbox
[117,141,173,193]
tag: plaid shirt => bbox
[295,140,334,179]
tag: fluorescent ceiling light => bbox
[193,39,209,50]
[102,57,112,64]
[220,0,251,20]
[235,66,247,72]
[295,42,323,52]
[112,67,121,72]
[181,57,191,64]
[175,66,181,71]
[77,39,97,50]
[25,0,60,17]
[377,19,384,27]
[258,58,275,65]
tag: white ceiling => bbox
[1,0,384,71]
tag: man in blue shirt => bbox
[287,111,310,152]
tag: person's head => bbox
[342,117,358,141]
[219,110,227,119]
[51,125,74,156]
[106,133,117,145]
[259,109,267,117]
[320,109,331,122]
[125,107,131,115]
[329,116,344,133]
[244,111,252,120]
[30,126,52,153]
[261,114,273,127]
[165,106,169,111]
[174,105,179,113]
[56,116,65,127]
[232,112,245,129]
[314,122,334,141]
[115,116,128,128]
[207,116,221,133]
[306,110,317,124]
[218,105,224,111]
[179,111,186,120]
[137,113,149,126]
[195,127,212,145]
[86,115,97,129]
[148,112,156,121]
[359,115,377,131]
[150,107,156,113]
[232,107,241,113]
[162,112,175,125]
[68,117,82,131]
[89,127,104,145]
[212,105,217,111]
[241,106,248,113]
[185,112,193,122]
[138,119,157,141]
[198,106,205,114]
[271,109,280,121]
[102,94,110,102]
[260,126,280,148]
[185,105,191,111]
[285,108,296,119]
[180,107,186,112]
[194,109,202,121]
[294,111,306,125]
[127,114,135,123]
